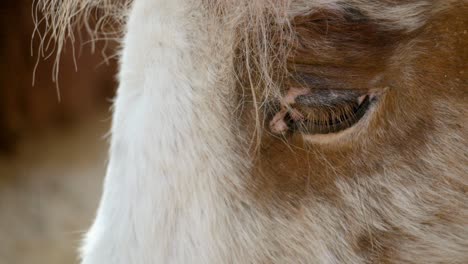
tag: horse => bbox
[37,0,468,263]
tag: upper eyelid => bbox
[295,89,363,108]
[289,72,352,89]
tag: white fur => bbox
[81,1,242,263]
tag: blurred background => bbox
[0,1,117,263]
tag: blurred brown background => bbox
[0,1,117,263]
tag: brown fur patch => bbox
[238,2,467,261]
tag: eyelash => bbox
[287,95,372,134]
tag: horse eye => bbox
[288,90,373,134]
[293,91,371,134]
[270,89,374,135]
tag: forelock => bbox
[34,0,460,86]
